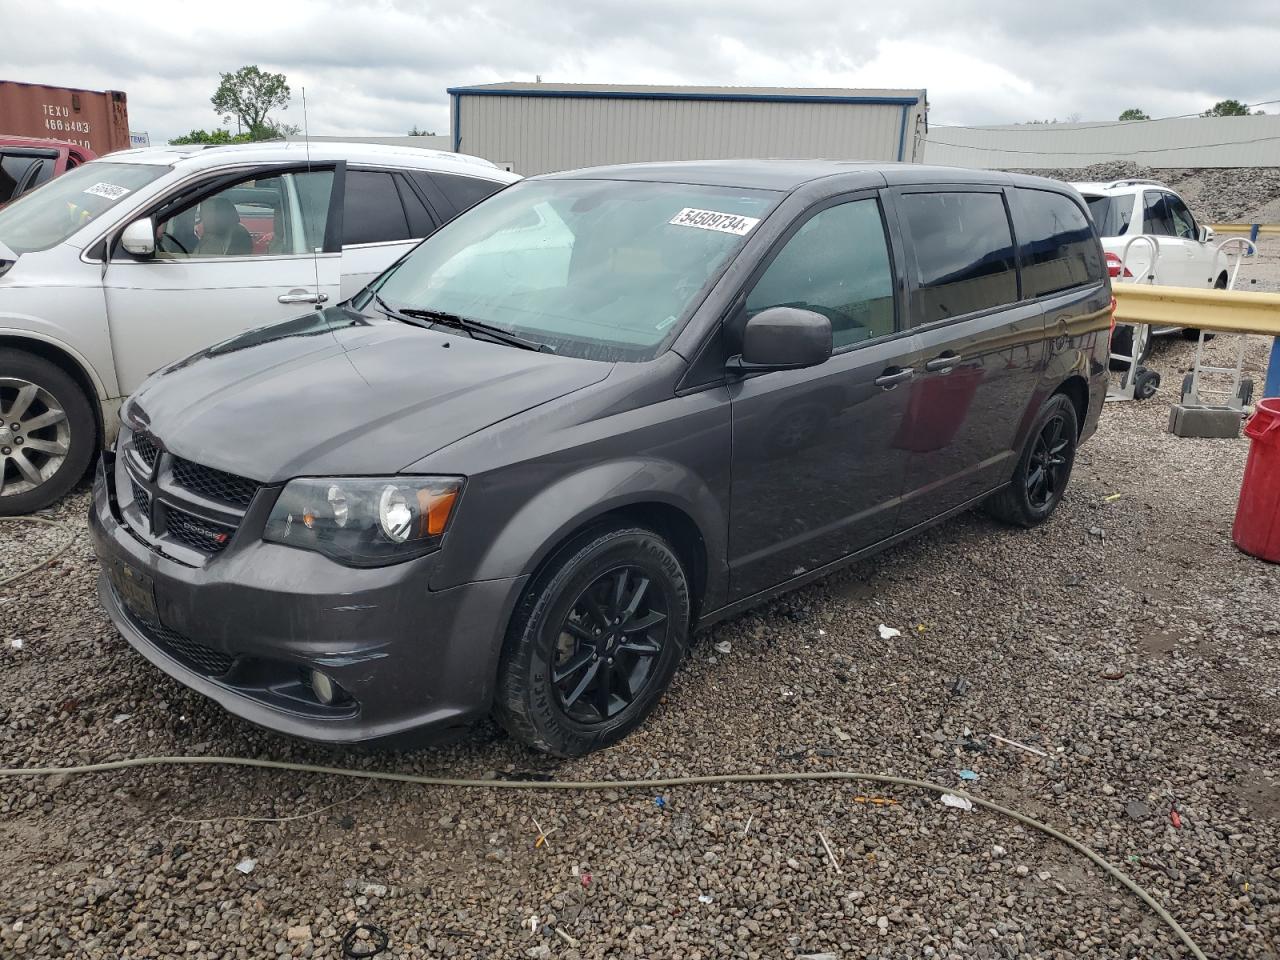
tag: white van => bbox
[0,142,517,512]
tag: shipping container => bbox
[448,83,929,176]
[0,80,131,156]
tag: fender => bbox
[1019,290,1111,451]
[434,456,730,611]
[0,324,117,401]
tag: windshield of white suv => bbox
[0,161,170,255]
[1084,194,1132,238]
[368,178,780,361]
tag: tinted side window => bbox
[1015,188,1104,297]
[0,155,34,202]
[429,173,505,216]
[343,170,410,245]
[1085,194,1132,237]
[1143,191,1175,236]
[1165,193,1197,239]
[899,191,1017,325]
[394,174,437,238]
[746,198,895,349]
[27,158,55,190]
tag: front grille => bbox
[149,622,236,676]
[165,509,234,554]
[111,585,236,677]
[131,431,160,473]
[121,434,256,560]
[130,479,151,522]
[171,458,261,508]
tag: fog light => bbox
[309,669,339,705]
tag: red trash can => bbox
[1232,398,1280,562]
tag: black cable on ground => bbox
[0,515,76,589]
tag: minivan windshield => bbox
[369,178,779,361]
[0,161,170,254]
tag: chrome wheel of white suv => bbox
[0,377,70,496]
[0,351,96,514]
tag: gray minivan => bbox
[89,161,1111,756]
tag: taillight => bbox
[1105,252,1133,278]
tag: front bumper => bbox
[88,454,527,744]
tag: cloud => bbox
[2,0,1277,143]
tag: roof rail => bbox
[1108,178,1164,188]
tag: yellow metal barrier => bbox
[1112,284,1280,336]
[1207,223,1280,235]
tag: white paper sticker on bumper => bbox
[668,208,760,236]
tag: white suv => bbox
[0,142,517,512]
[1072,178,1227,358]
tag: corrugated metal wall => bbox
[924,115,1280,169]
[288,134,454,152]
[452,89,926,175]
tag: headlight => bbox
[264,477,462,566]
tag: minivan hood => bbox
[127,309,612,481]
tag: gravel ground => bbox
[2,334,1279,959]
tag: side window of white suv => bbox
[153,170,335,259]
[1165,193,1198,240]
[1142,191,1176,237]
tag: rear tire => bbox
[984,393,1079,528]
[494,525,691,757]
[0,350,96,515]
[1183,275,1228,341]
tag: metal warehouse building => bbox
[447,83,929,175]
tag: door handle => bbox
[874,367,914,389]
[278,290,328,305]
[924,352,960,373]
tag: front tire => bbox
[494,525,690,757]
[984,393,1079,528]
[0,350,96,515]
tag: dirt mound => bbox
[1010,162,1280,223]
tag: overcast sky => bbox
[3,0,1278,144]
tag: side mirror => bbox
[1198,224,1214,243]
[120,217,156,257]
[729,306,833,373]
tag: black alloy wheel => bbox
[495,525,690,757]
[552,565,668,723]
[1026,411,1071,510]
[984,392,1079,528]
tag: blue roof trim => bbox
[446,87,920,107]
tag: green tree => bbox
[211,66,293,138]
[1202,99,1251,117]
[1118,108,1150,121]
[167,128,253,146]
[407,125,437,136]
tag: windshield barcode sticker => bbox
[669,208,760,236]
[83,182,132,201]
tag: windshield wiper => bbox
[372,294,548,352]
[402,307,551,353]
